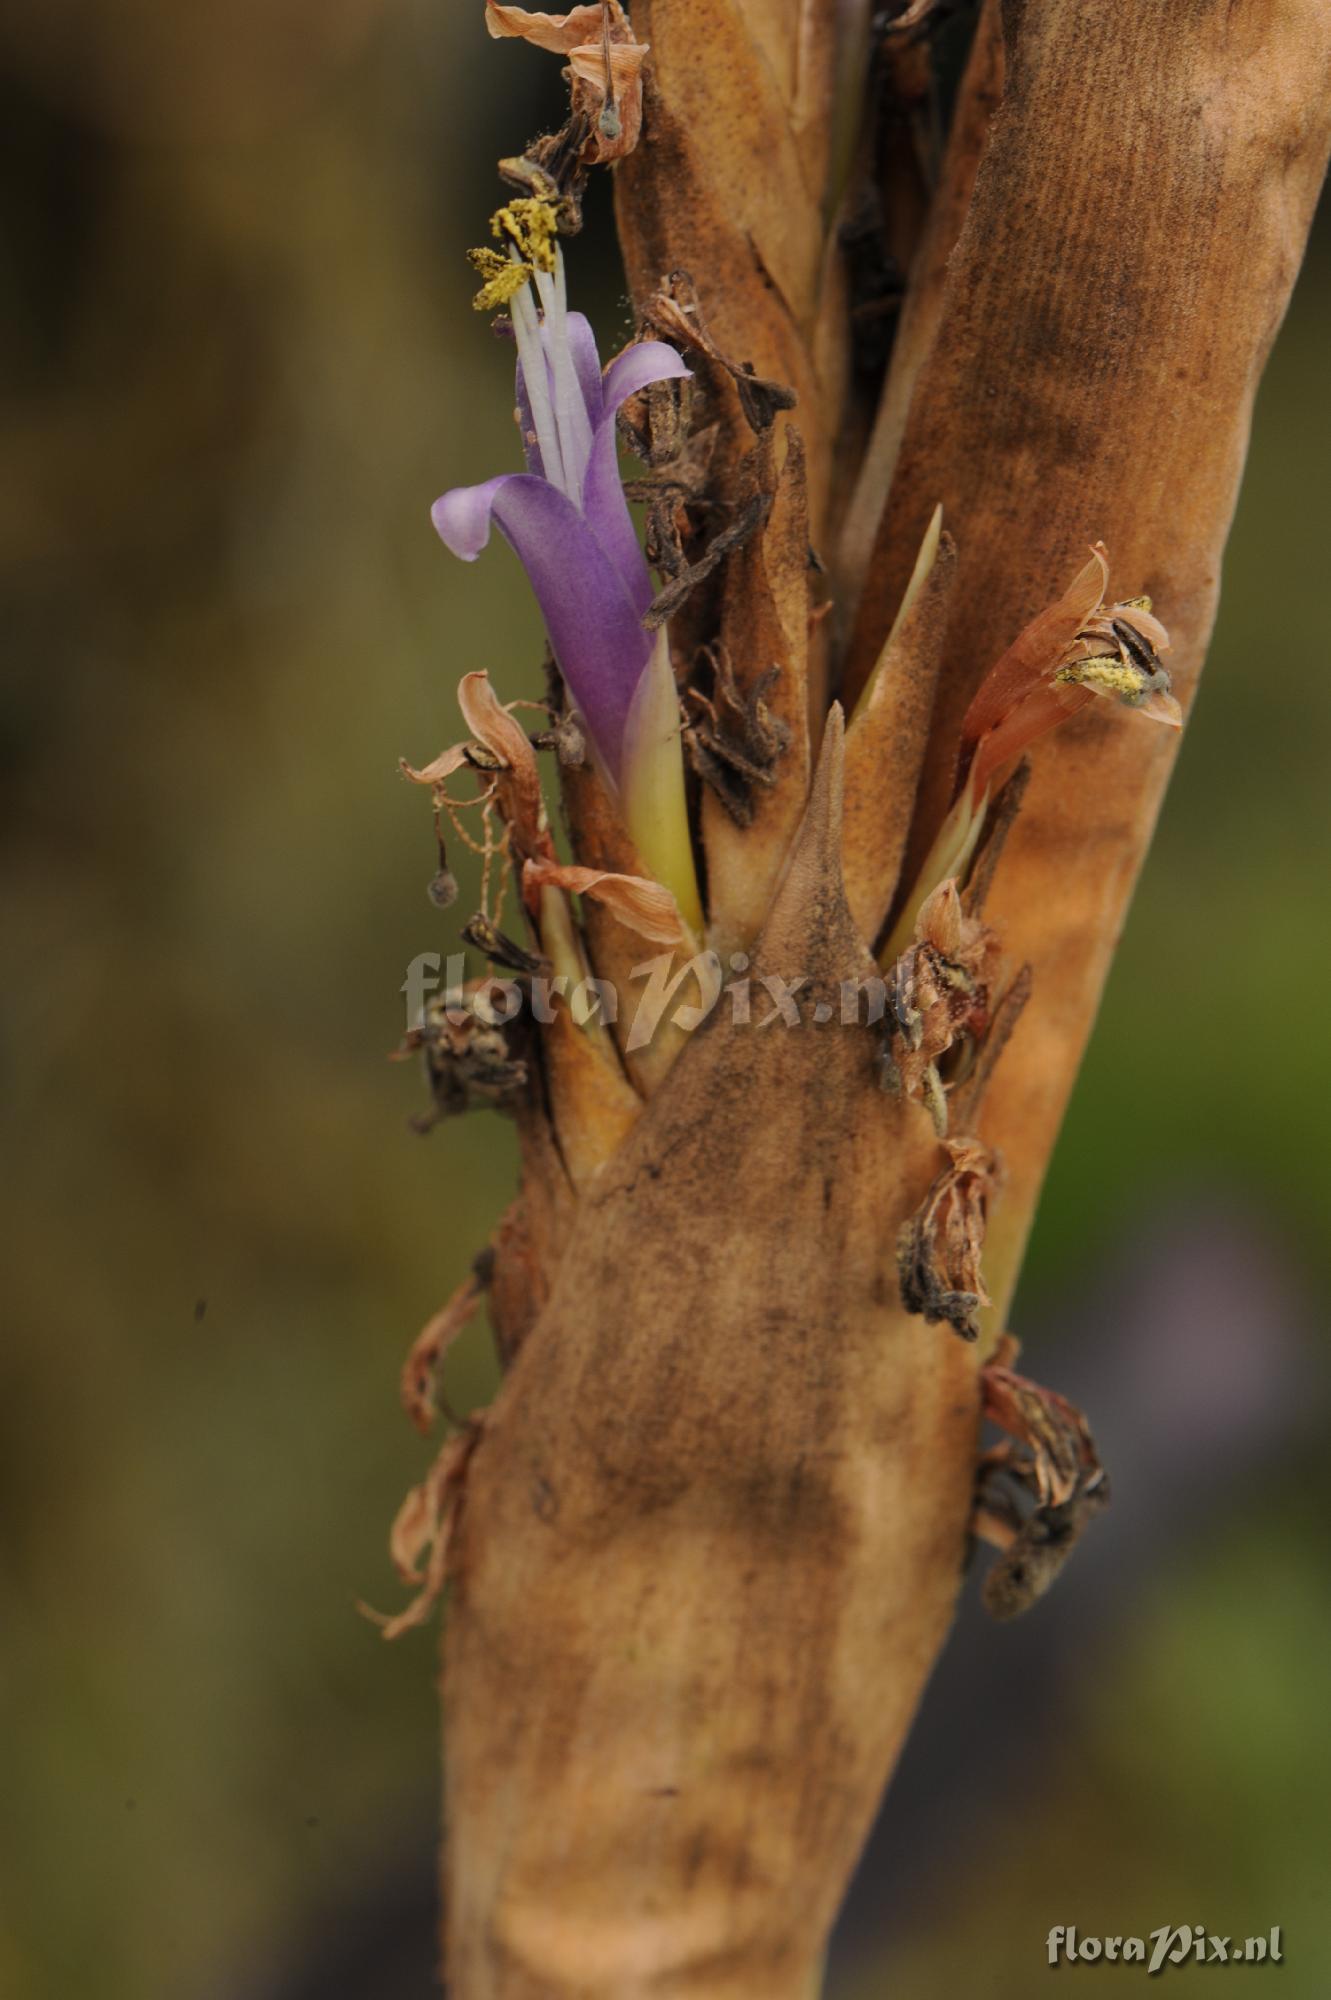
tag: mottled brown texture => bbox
[442,723,979,1995]
[700,424,814,954]
[615,0,847,576]
[847,0,1331,1328]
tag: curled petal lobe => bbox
[456,670,537,775]
[523,859,687,946]
[400,743,472,787]
[431,474,517,562]
[580,342,692,614]
[484,1,605,54]
[456,670,550,861]
[433,472,651,775]
[600,338,692,417]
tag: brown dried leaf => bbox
[523,858,687,947]
[542,1003,644,1188]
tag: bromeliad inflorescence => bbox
[432,195,703,933]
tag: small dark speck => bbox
[125,1798,137,1811]
[193,1299,207,1324]
[530,1474,559,1523]
[305,1816,320,1829]
[648,1787,680,1799]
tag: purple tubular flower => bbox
[432,310,690,784]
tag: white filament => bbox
[534,247,593,502]
[509,273,566,496]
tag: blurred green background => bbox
[1,4,1327,1995]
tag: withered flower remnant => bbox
[883,546,1181,963]
[484,0,648,163]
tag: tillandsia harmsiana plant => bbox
[374,2,1331,1992]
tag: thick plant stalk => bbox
[444,724,981,1996]
[389,2,1331,1992]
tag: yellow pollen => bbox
[491,197,559,274]
[467,246,532,313]
[1056,655,1151,703]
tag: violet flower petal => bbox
[432,472,652,775]
[600,339,690,415]
[581,343,692,615]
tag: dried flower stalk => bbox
[376,2,1331,1991]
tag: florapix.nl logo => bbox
[1047,1926,1283,1973]
[401,949,891,1053]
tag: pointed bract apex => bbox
[755,705,856,976]
[844,519,958,948]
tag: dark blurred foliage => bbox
[1,6,1327,1995]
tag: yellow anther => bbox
[468,246,532,313]
[491,197,559,274]
[1056,655,1151,703]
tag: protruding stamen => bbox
[509,279,567,495]
[533,247,594,500]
